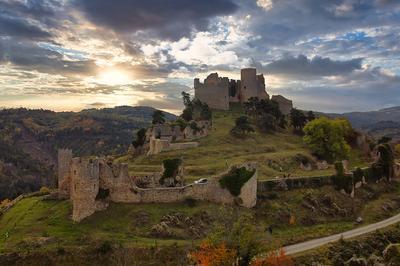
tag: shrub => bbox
[160,158,182,185]
[395,144,400,158]
[97,240,112,254]
[39,186,50,194]
[230,116,254,137]
[331,162,352,193]
[132,128,146,148]
[251,249,294,266]
[190,241,237,266]
[184,197,197,207]
[219,166,255,196]
[352,167,364,184]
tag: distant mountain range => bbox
[324,106,400,141]
[0,106,176,200]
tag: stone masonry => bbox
[194,68,293,113]
[58,150,258,222]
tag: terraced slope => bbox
[119,108,367,181]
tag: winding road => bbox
[283,213,400,255]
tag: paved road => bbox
[283,213,400,255]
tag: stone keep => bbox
[240,68,269,102]
[194,68,270,110]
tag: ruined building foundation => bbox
[58,150,257,222]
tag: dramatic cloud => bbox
[0,0,399,112]
[75,0,239,40]
[263,54,363,77]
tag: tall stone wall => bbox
[70,158,108,222]
[57,149,72,199]
[271,95,293,115]
[194,73,230,110]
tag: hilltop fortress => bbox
[194,68,293,114]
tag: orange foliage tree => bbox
[250,249,294,266]
[190,241,237,266]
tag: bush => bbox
[97,240,112,254]
[352,167,364,184]
[331,162,352,193]
[184,197,197,207]
[303,117,352,162]
[39,186,50,194]
[219,166,255,196]
[161,158,182,183]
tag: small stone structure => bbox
[271,95,293,115]
[147,138,199,155]
[194,68,293,112]
[145,121,210,155]
[58,150,257,222]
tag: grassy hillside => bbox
[2,181,400,261]
[119,107,369,181]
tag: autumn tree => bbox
[250,249,294,266]
[190,241,237,266]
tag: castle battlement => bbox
[194,68,293,114]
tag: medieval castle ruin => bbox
[194,68,293,114]
[58,149,257,222]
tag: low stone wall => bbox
[257,175,333,192]
[147,137,199,155]
[115,162,258,208]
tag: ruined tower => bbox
[70,157,107,222]
[57,149,72,199]
[240,68,269,102]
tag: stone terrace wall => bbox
[257,175,333,193]
[125,162,257,208]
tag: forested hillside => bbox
[0,106,175,199]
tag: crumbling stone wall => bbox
[147,137,199,155]
[194,73,232,110]
[240,68,269,102]
[57,149,72,199]
[271,95,293,115]
[58,150,258,222]
[194,68,270,110]
[70,158,108,222]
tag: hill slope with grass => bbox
[119,107,369,182]
[2,180,400,264]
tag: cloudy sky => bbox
[0,0,399,114]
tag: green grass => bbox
[3,181,399,254]
[119,108,367,182]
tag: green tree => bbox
[303,117,352,162]
[290,108,307,130]
[257,113,276,132]
[375,143,395,180]
[395,144,400,158]
[181,91,192,108]
[231,116,254,137]
[132,128,146,148]
[152,110,165,124]
[307,110,316,121]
